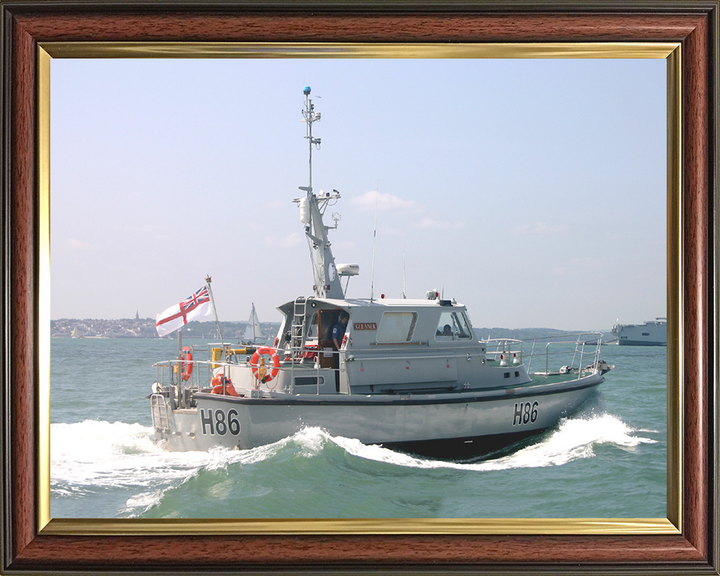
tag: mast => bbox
[297,86,345,300]
[303,86,320,193]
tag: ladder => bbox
[290,296,307,358]
[150,393,170,433]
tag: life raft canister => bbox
[211,374,240,397]
[250,346,280,383]
[180,346,193,381]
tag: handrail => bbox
[345,351,487,362]
[481,332,604,378]
[152,332,606,397]
[153,345,349,396]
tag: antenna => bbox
[370,189,379,302]
[402,251,407,299]
[302,86,321,193]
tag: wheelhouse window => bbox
[377,311,418,343]
[435,311,472,340]
[306,312,318,338]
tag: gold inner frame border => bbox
[36,41,682,537]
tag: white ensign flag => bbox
[155,285,213,337]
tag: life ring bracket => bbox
[250,346,281,386]
[179,346,193,381]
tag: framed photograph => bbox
[1,1,717,573]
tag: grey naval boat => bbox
[149,87,611,458]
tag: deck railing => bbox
[153,344,346,397]
[482,332,605,379]
[153,332,606,400]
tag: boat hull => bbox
[383,429,544,459]
[151,372,603,456]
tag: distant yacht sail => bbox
[244,303,261,342]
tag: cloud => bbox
[264,200,285,210]
[513,222,568,235]
[263,232,304,248]
[67,238,99,251]
[139,224,167,234]
[139,224,173,242]
[350,190,421,213]
[333,240,357,250]
[413,218,466,230]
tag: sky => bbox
[50,57,666,330]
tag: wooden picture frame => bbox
[1,1,717,573]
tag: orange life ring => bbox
[211,374,239,397]
[250,346,280,383]
[180,346,193,381]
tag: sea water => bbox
[50,338,666,519]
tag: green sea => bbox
[50,337,666,519]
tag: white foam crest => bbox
[290,426,334,456]
[124,490,166,513]
[53,414,657,513]
[326,414,656,472]
[51,420,280,490]
[333,435,439,467]
[481,414,657,471]
[122,438,288,516]
[52,420,289,516]
[52,420,162,461]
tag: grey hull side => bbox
[152,373,603,454]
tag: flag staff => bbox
[205,274,226,355]
[176,328,182,390]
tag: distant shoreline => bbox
[52,318,608,340]
[51,318,280,339]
